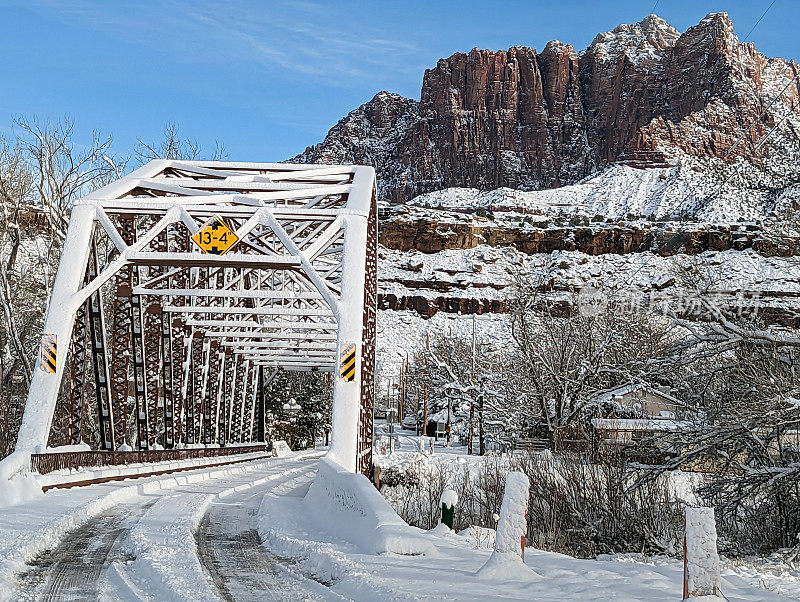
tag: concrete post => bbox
[683,506,721,599]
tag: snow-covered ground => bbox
[368,423,800,601]
[1,443,797,600]
[380,244,800,304]
[261,466,796,600]
[376,244,800,380]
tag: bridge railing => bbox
[31,444,269,475]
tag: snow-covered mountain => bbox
[297,13,800,218]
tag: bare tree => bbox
[0,138,35,385]
[508,263,674,442]
[407,331,529,452]
[0,117,125,457]
[638,265,800,554]
[15,116,125,242]
[135,121,226,164]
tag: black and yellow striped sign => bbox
[191,215,240,255]
[340,343,357,382]
[40,333,57,374]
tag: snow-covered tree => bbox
[508,262,675,443]
[642,265,800,554]
[262,370,331,450]
[0,119,125,455]
[404,330,533,452]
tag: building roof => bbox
[590,383,681,405]
[590,418,689,431]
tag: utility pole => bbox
[399,357,405,425]
[423,332,429,440]
[468,314,476,455]
[446,394,451,447]
[479,375,486,455]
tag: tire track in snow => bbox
[14,501,152,601]
[195,467,344,602]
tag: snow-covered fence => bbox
[683,507,721,599]
[303,457,436,555]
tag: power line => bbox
[693,71,800,211]
[650,0,660,15]
[702,105,795,206]
[712,1,783,165]
[743,0,777,42]
[721,72,800,163]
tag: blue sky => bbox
[1,1,797,162]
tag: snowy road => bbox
[4,452,332,602]
[196,465,341,601]
[15,502,150,601]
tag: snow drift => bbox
[303,457,436,556]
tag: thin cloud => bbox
[20,0,426,88]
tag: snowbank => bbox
[35,449,273,490]
[0,470,43,508]
[303,457,436,556]
[0,450,44,508]
[0,448,275,509]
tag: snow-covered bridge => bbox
[0,161,378,494]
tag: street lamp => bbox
[282,398,301,446]
[283,397,301,416]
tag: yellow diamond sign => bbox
[191,215,239,255]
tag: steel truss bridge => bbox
[1,161,377,482]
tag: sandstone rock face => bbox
[378,294,503,319]
[295,91,419,201]
[378,209,763,257]
[295,13,800,204]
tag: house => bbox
[589,417,687,446]
[589,383,682,420]
[586,384,688,460]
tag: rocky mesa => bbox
[296,13,800,212]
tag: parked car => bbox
[401,415,418,430]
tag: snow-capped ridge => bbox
[406,151,793,223]
[296,13,800,206]
[587,13,680,61]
